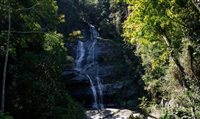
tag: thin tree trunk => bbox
[192,0,200,12]
[1,5,11,113]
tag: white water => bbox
[74,25,104,109]
[75,41,85,71]
[96,76,103,109]
[87,75,98,109]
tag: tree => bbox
[1,4,11,113]
[0,1,47,112]
[0,0,85,118]
[123,0,200,118]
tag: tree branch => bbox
[162,34,187,89]
[14,3,39,12]
[192,0,200,12]
[0,3,39,12]
[11,31,46,34]
[2,30,46,34]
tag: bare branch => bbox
[2,30,46,34]
[14,3,39,12]
[0,3,39,12]
[10,31,46,34]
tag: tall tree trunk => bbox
[163,34,197,119]
[1,5,11,113]
[162,35,187,88]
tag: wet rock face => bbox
[62,38,125,108]
[62,26,143,108]
[62,69,89,84]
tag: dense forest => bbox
[0,0,200,119]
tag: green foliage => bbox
[0,113,13,119]
[44,32,67,58]
[108,44,144,108]
[57,0,127,39]
[123,0,200,117]
[0,0,85,118]
[5,32,85,119]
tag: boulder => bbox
[86,108,142,119]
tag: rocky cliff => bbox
[62,24,144,109]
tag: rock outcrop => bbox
[62,24,144,108]
[86,108,142,119]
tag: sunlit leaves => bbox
[123,0,200,116]
[44,33,65,51]
[69,30,82,37]
[123,0,189,66]
[59,14,65,23]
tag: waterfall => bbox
[74,25,104,109]
[87,75,98,109]
[74,41,85,71]
[96,76,103,109]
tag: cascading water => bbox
[86,75,98,109]
[74,25,104,109]
[74,41,85,71]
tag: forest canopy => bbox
[1,0,200,119]
[123,0,200,118]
